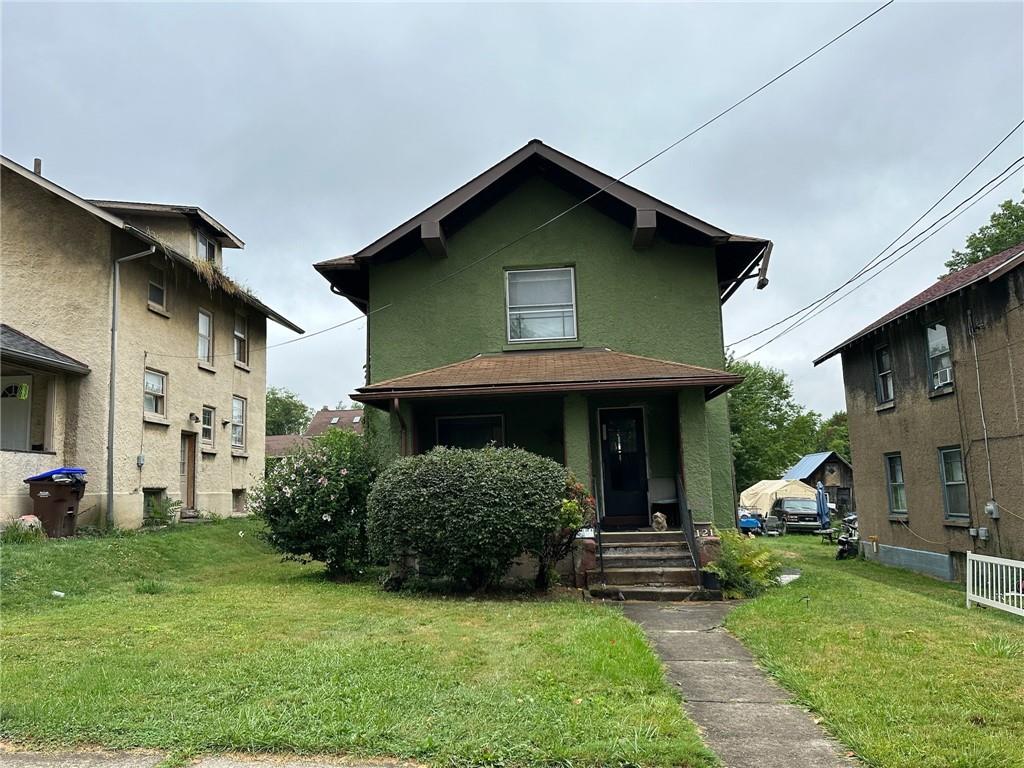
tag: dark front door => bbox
[599,408,649,530]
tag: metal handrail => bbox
[676,474,702,587]
[593,473,605,578]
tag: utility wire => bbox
[727,117,1024,348]
[432,0,896,288]
[734,156,1024,358]
[145,0,894,362]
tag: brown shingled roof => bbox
[814,242,1024,365]
[304,408,365,436]
[354,348,741,404]
[265,434,310,457]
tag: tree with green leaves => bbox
[726,359,820,493]
[266,386,313,436]
[814,411,850,461]
[944,197,1024,273]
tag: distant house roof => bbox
[265,434,311,458]
[87,199,245,249]
[304,408,365,436]
[782,451,852,481]
[354,348,742,406]
[0,324,91,375]
[0,155,302,335]
[315,139,771,311]
[814,242,1024,365]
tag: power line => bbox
[145,1,895,362]
[727,117,1024,348]
[432,0,896,288]
[734,157,1024,358]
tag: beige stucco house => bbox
[0,156,302,528]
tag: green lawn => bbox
[727,536,1024,768]
[0,520,715,768]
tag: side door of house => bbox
[599,407,649,530]
[179,432,197,510]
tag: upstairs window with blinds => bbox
[506,267,577,342]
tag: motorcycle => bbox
[835,513,859,560]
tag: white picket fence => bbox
[966,551,1024,617]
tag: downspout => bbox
[106,245,156,528]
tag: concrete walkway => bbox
[623,602,858,768]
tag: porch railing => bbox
[966,551,1024,617]
[592,472,605,578]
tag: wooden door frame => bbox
[595,405,652,530]
[180,432,197,510]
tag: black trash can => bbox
[23,468,88,538]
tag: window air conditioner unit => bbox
[933,367,953,387]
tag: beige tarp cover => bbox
[739,479,816,515]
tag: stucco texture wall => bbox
[843,267,1024,563]
[1,169,113,522]
[365,174,737,522]
[1,170,268,528]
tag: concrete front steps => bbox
[587,530,703,601]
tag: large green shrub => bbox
[252,428,376,576]
[367,446,573,591]
[703,529,783,598]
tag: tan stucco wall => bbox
[1,168,267,528]
[843,266,1024,564]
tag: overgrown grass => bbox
[727,536,1023,768]
[1,520,715,767]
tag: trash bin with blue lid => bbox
[24,468,88,538]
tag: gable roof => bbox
[88,200,245,248]
[782,451,852,480]
[1,155,302,334]
[0,324,91,375]
[354,347,742,405]
[304,408,365,436]
[814,242,1024,365]
[315,140,771,311]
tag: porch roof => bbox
[354,348,741,405]
[0,324,91,375]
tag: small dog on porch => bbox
[651,511,668,532]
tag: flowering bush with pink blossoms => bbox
[252,428,376,577]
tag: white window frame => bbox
[198,308,214,365]
[938,446,968,518]
[148,265,166,309]
[201,405,215,446]
[197,231,216,264]
[233,314,248,365]
[505,267,577,343]
[144,368,167,416]
[884,453,907,516]
[231,396,247,450]
[874,344,893,404]
[926,321,953,390]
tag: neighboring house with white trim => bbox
[0,156,302,528]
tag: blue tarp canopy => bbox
[24,467,87,482]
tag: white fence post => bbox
[966,551,1024,618]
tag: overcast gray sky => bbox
[3,2,1022,416]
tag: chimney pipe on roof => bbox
[32,158,42,175]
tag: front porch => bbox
[356,347,741,532]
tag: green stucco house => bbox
[316,140,770,531]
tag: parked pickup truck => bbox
[769,497,821,533]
